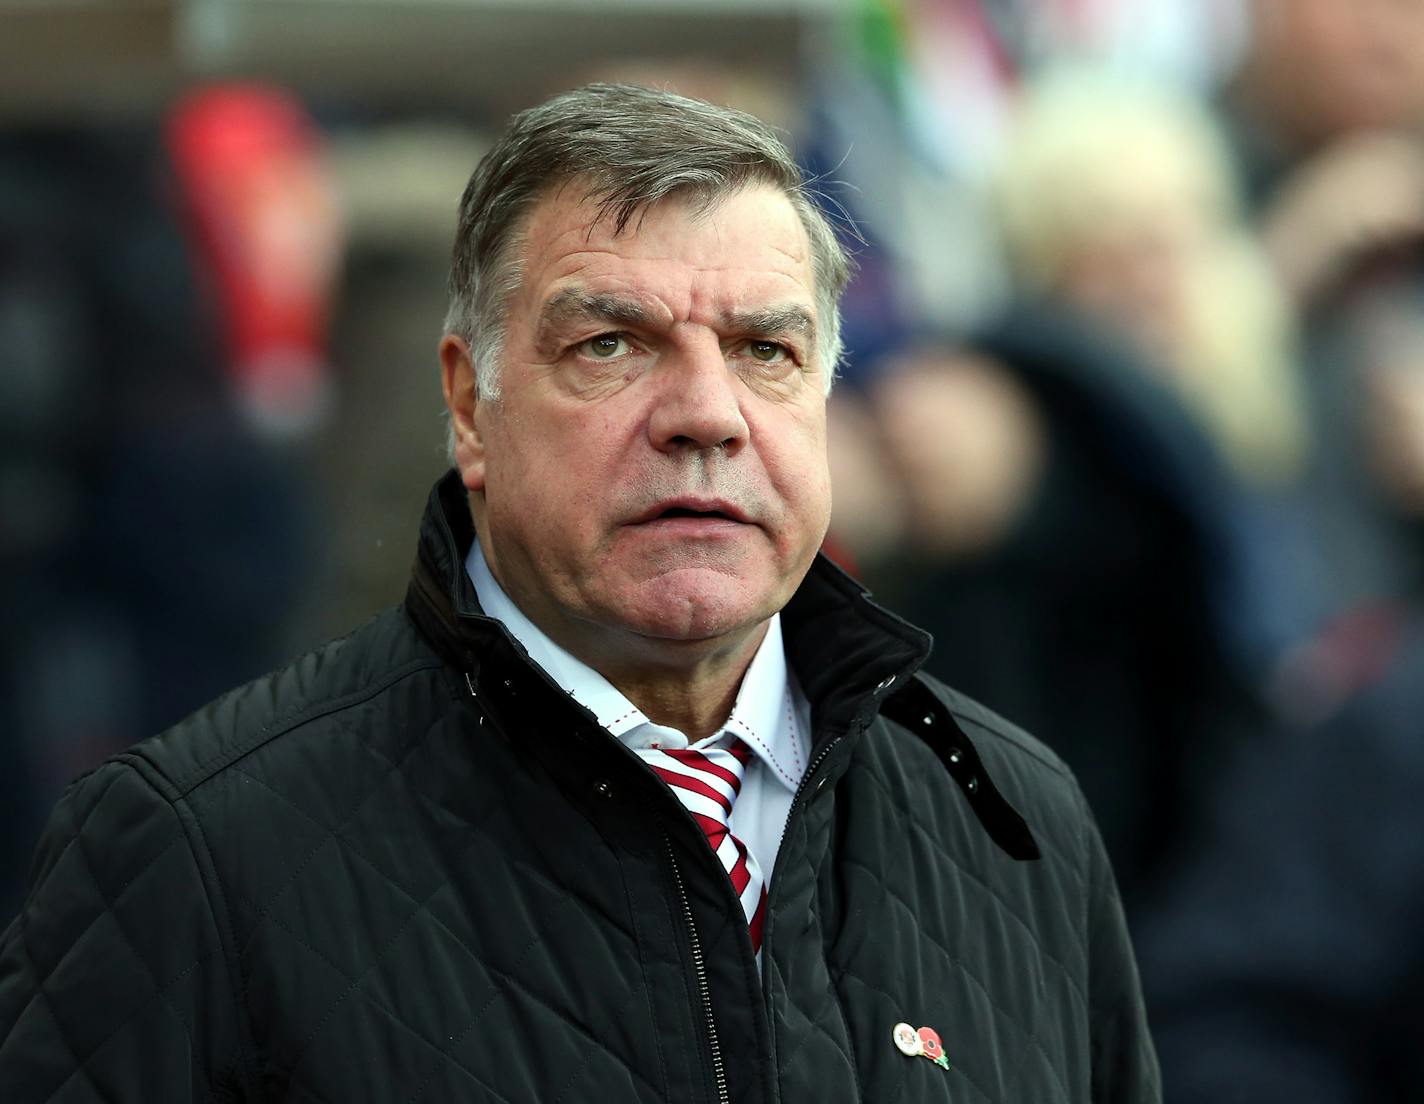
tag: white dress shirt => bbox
[467,540,811,886]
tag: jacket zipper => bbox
[666,838,731,1104]
[771,734,845,888]
[663,732,846,1104]
[791,735,843,818]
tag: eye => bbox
[581,333,632,359]
[744,340,789,364]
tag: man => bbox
[0,84,1158,1102]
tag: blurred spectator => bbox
[1226,0,1424,383]
[994,66,1306,489]
[989,65,1329,674]
[0,92,335,914]
[1273,280,1424,682]
[1229,0,1424,212]
[1131,10,1424,1095]
[865,309,1263,907]
[834,65,1332,906]
[1138,618,1424,1102]
[1141,274,1424,1100]
[1356,289,1424,521]
[1209,0,1424,702]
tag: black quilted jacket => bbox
[0,473,1159,1102]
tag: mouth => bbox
[630,499,752,525]
[656,506,735,521]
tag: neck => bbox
[590,623,768,741]
[467,507,773,742]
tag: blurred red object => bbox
[166,83,342,436]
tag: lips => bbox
[628,497,753,525]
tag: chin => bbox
[611,572,781,645]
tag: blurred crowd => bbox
[5,0,1424,1097]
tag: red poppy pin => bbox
[891,1022,951,1070]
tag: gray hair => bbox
[443,83,852,408]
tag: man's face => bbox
[1253,0,1424,141]
[446,184,832,669]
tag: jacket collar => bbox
[405,470,1039,860]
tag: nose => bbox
[647,342,749,455]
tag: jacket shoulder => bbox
[0,756,256,1099]
[126,607,448,800]
[909,671,1091,843]
[924,673,1076,776]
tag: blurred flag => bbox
[166,83,343,437]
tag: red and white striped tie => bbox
[645,741,767,954]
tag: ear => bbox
[440,334,486,492]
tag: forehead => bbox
[511,183,816,324]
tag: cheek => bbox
[766,417,832,526]
[485,411,627,527]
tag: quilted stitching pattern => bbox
[761,719,1090,1104]
[2,595,1157,1102]
[196,666,672,1103]
[2,763,246,1101]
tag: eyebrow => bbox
[722,305,816,346]
[536,289,649,350]
[534,289,817,350]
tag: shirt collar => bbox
[466,539,804,792]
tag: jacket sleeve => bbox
[1081,800,1162,1104]
[0,759,253,1102]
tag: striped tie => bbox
[645,741,768,954]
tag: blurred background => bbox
[5,0,1424,1097]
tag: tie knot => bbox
[665,740,750,778]
[647,741,752,824]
